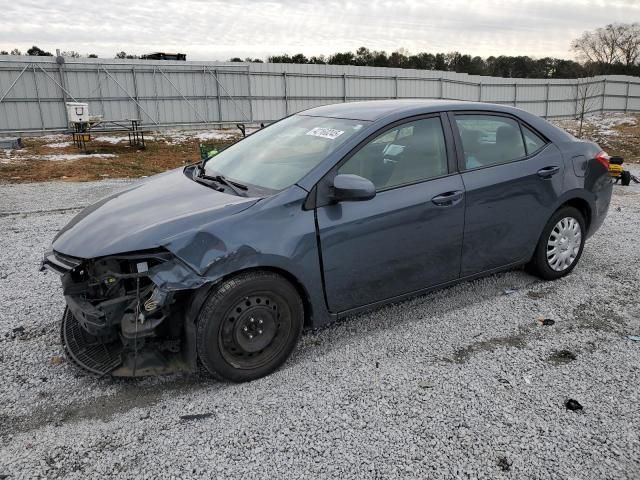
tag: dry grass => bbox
[0,133,235,183]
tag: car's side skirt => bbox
[335,258,529,320]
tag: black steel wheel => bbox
[196,271,303,382]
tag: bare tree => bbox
[571,23,640,72]
[574,73,603,138]
[61,50,80,58]
[618,23,640,67]
[572,24,622,67]
[10,48,21,55]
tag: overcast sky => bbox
[1,0,638,61]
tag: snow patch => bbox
[554,113,638,139]
[46,142,72,148]
[39,153,118,161]
[92,136,129,144]
[160,129,237,145]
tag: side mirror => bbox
[331,174,376,202]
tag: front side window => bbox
[203,115,368,191]
[455,115,526,169]
[338,117,448,190]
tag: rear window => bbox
[522,125,547,154]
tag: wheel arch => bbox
[215,266,315,329]
[558,197,592,233]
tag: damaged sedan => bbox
[43,100,613,382]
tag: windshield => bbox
[203,115,368,191]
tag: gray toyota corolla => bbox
[43,100,613,382]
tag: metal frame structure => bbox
[0,57,639,134]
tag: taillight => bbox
[595,151,610,169]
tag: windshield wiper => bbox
[199,171,248,197]
[193,175,225,192]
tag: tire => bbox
[527,206,586,280]
[196,271,303,382]
[621,170,631,186]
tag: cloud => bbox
[0,0,638,60]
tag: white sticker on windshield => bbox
[306,127,345,140]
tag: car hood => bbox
[52,168,260,259]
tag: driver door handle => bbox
[432,190,464,206]
[537,166,560,179]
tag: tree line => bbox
[2,23,638,78]
[0,46,97,58]
[257,23,640,78]
[257,49,592,78]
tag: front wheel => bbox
[527,206,586,280]
[196,271,303,382]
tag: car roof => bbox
[299,99,527,122]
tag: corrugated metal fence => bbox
[1,56,639,134]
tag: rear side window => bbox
[455,115,526,169]
[339,117,448,190]
[522,125,546,155]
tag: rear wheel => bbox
[621,170,631,186]
[196,271,303,382]
[527,206,586,280]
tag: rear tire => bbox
[196,271,303,382]
[527,206,586,280]
[621,170,631,186]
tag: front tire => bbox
[527,206,586,280]
[196,271,303,382]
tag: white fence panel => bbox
[0,56,638,133]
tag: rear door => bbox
[449,112,564,276]
[315,114,465,313]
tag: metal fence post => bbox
[31,64,45,130]
[513,83,517,106]
[131,67,142,122]
[57,60,70,127]
[203,66,210,122]
[478,82,482,102]
[394,76,398,99]
[283,72,289,115]
[213,69,222,123]
[545,82,550,118]
[624,80,630,113]
[439,78,443,99]
[246,68,254,123]
[152,66,160,124]
[343,74,347,103]
[602,78,607,114]
[96,64,106,116]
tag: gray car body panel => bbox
[50,100,612,331]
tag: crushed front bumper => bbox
[42,250,200,377]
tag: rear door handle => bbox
[431,190,464,206]
[537,166,560,179]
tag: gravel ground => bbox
[1,171,639,479]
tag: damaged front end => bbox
[42,249,201,377]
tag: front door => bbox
[315,115,466,313]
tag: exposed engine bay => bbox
[42,250,203,376]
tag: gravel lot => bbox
[1,171,639,479]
